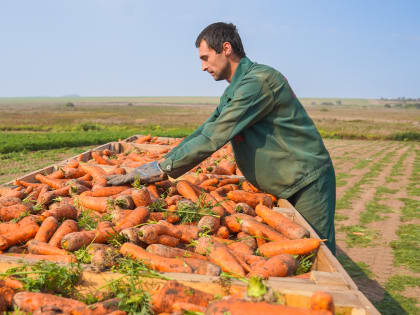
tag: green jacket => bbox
[160,57,332,199]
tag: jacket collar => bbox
[223,56,253,99]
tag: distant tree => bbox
[336,100,342,105]
[384,104,391,108]
[65,102,75,108]
[127,102,133,106]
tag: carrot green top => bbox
[159,57,332,199]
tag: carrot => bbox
[114,206,149,231]
[195,236,245,277]
[172,302,206,313]
[175,224,199,243]
[241,180,260,192]
[0,285,15,309]
[225,214,287,242]
[34,216,58,243]
[0,222,19,235]
[0,223,39,250]
[149,212,165,221]
[166,213,180,224]
[147,184,160,200]
[200,178,219,187]
[198,216,220,234]
[156,234,180,247]
[176,181,198,202]
[151,280,214,314]
[91,151,113,165]
[216,226,230,239]
[13,179,42,188]
[120,243,192,273]
[27,239,72,257]
[136,134,152,143]
[227,190,272,208]
[258,239,326,257]
[78,195,113,213]
[210,190,236,214]
[13,292,86,313]
[138,221,181,244]
[214,159,236,175]
[310,291,335,312]
[0,196,21,207]
[234,202,256,216]
[2,187,25,199]
[42,203,78,221]
[227,241,253,257]
[47,169,65,179]
[62,167,86,179]
[114,195,135,210]
[165,195,183,206]
[65,160,79,168]
[218,178,240,187]
[0,203,30,221]
[35,174,65,190]
[255,203,309,239]
[237,232,257,250]
[4,277,24,290]
[79,163,107,186]
[248,254,297,279]
[91,186,128,197]
[182,174,200,185]
[146,244,207,260]
[61,230,96,251]
[48,220,79,248]
[205,298,333,315]
[70,298,120,315]
[132,188,152,207]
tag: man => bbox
[107,22,336,254]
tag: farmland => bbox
[0,97,419,314]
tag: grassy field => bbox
[0,97,419,314]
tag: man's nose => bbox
[201,62,208,72]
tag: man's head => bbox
[195,22,245,82]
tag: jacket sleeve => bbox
[159,77,276,178]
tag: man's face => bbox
[198,40,230,81]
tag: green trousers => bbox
[287,163,336,255]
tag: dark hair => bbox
[195,22,246,58]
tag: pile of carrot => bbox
[0,137,332,314]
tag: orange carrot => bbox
[198,215,220,234]
[13,179,42,188]
[255,203,309,239]
[138,221,181,244]
[258,239,325,257]
[4,277,24,290]
[0,223,39,250]
[210,190,236,214]
[241,181,260,192]
[91,186,128,197]
[78,195,112,213]
[216,226,230,239]
[42,204,78,221]
[147,184,160,200]
[35,174,65,190]
[61,230,96,251]
[227,190,272,208]
[0,203,30,221]
[310,291,335,312]
[195,236,245,277]
[91,151,112,165]
[248,254,297,279]
[218,178,240,187]
[146,244,207,261]
[120,243,192,273]
[132,188,152,207]
[114,206,149,231]
[205,298,333,315]
[49,220,78,248]
[176,181,198,202]
[62,167,86,179]
[165,195,183,206]
[27,239,72,256]
[174,224,199,243]
[237,231,257,250]
[47,169,65,179]
[200,178,218,187]
[151,280,214,314]
[79,163,107,186]
[156,234,180,247]
[136,134,152,143]
[13,292,86,313]
[34,216,58,243]
[227,241,253,257]
[172,302,206,313]
[0,196,21,207]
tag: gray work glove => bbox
[106,161,167,186]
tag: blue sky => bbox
[1,1,419,98]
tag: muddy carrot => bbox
[138,221,181,244]
[13,180,42,188]
[255,203,309,239]
[62,167,86,179]
[47,169,65,179]
[210,190,236,214]
[248,254,297,279]
[200,178,219,187]
[146,244,207,260]
[4,277,24,290]
[79,163,107,186]
[258,239,326,257]
[0,196,21,207]
[0,203,30,221]
[132,188,152,207]
[114,206,149,231]
[175,224,199,243]
[61,230,96,251]
[218,178,240,187]
[27,239,71,256]
[156,234,180,247]
[227,241,253,257]
[241,181,259,192]
[120,243,192,273]
[216,226,230,239]
[13,292,86,313]
[42,204,78,221]
[198,216,220,234]
[0,285,15,309]
[205,298,333,315]
[310,291,335,312]
[237,232,257,250]
[147,184,160,200]
[49,220,78,248]
[151,280,214,314]
[0,223,39,250]
[165,195,183,206]
[34,216,58,243]
[227,190,272,208]
[176,181,198,202]
[195,236,245,277]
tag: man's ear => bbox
[222,42,233,57]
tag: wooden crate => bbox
[0,137,380,314]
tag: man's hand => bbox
[106,161,167,186]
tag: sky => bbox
[1,1,419,98]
